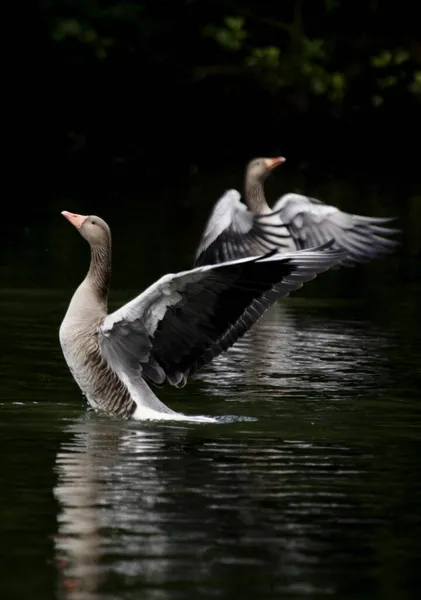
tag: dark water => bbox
[1,173,421,599]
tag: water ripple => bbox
[1,292,421,600]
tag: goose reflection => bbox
[54,416,176,599]
[53,412,374,599]
[194,303,298,398]
[54,420,103,600]
[197,301,392,400]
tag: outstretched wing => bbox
[98,243,345,392]
[194,189,290,267]
[272,193,400,266]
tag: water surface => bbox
[1,175,420,600]
[1,285,420,600]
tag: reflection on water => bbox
[54,421,104,600]
[198,302,393,401]
[54,420,173,600]
[53,417,351,600]
[51,303,421,600]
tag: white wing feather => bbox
[99,244,346,391]
[194,189,290,267]
[272,193,399,266]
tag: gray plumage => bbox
[194,189,293,267]
[59,210,346,421]
[194,157,400,268]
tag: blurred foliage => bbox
[41,0,420,112]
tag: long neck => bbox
[245,175,270,214]
[87,238,111,303]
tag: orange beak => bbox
[61,211,87,229]
[264,156,286,170]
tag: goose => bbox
[194,157,399,268]
[59,211,346,422]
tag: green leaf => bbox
[409,71,421,95]
[52,18,83,42]
[394,50,409,64]
[329,72,346,101]
[203,16,246,52]
[245,46,280,68]
[224,16,244,31]
[372,95,384,107]
[371,51,392,68]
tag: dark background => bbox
[3,0,421,279]
[1,6,421,599]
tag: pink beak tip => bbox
[61,210,87,229]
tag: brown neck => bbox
[245,175,269,214]
[88,238,111,302]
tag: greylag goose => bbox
[194,157,399,268]
[59,211,346,422]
